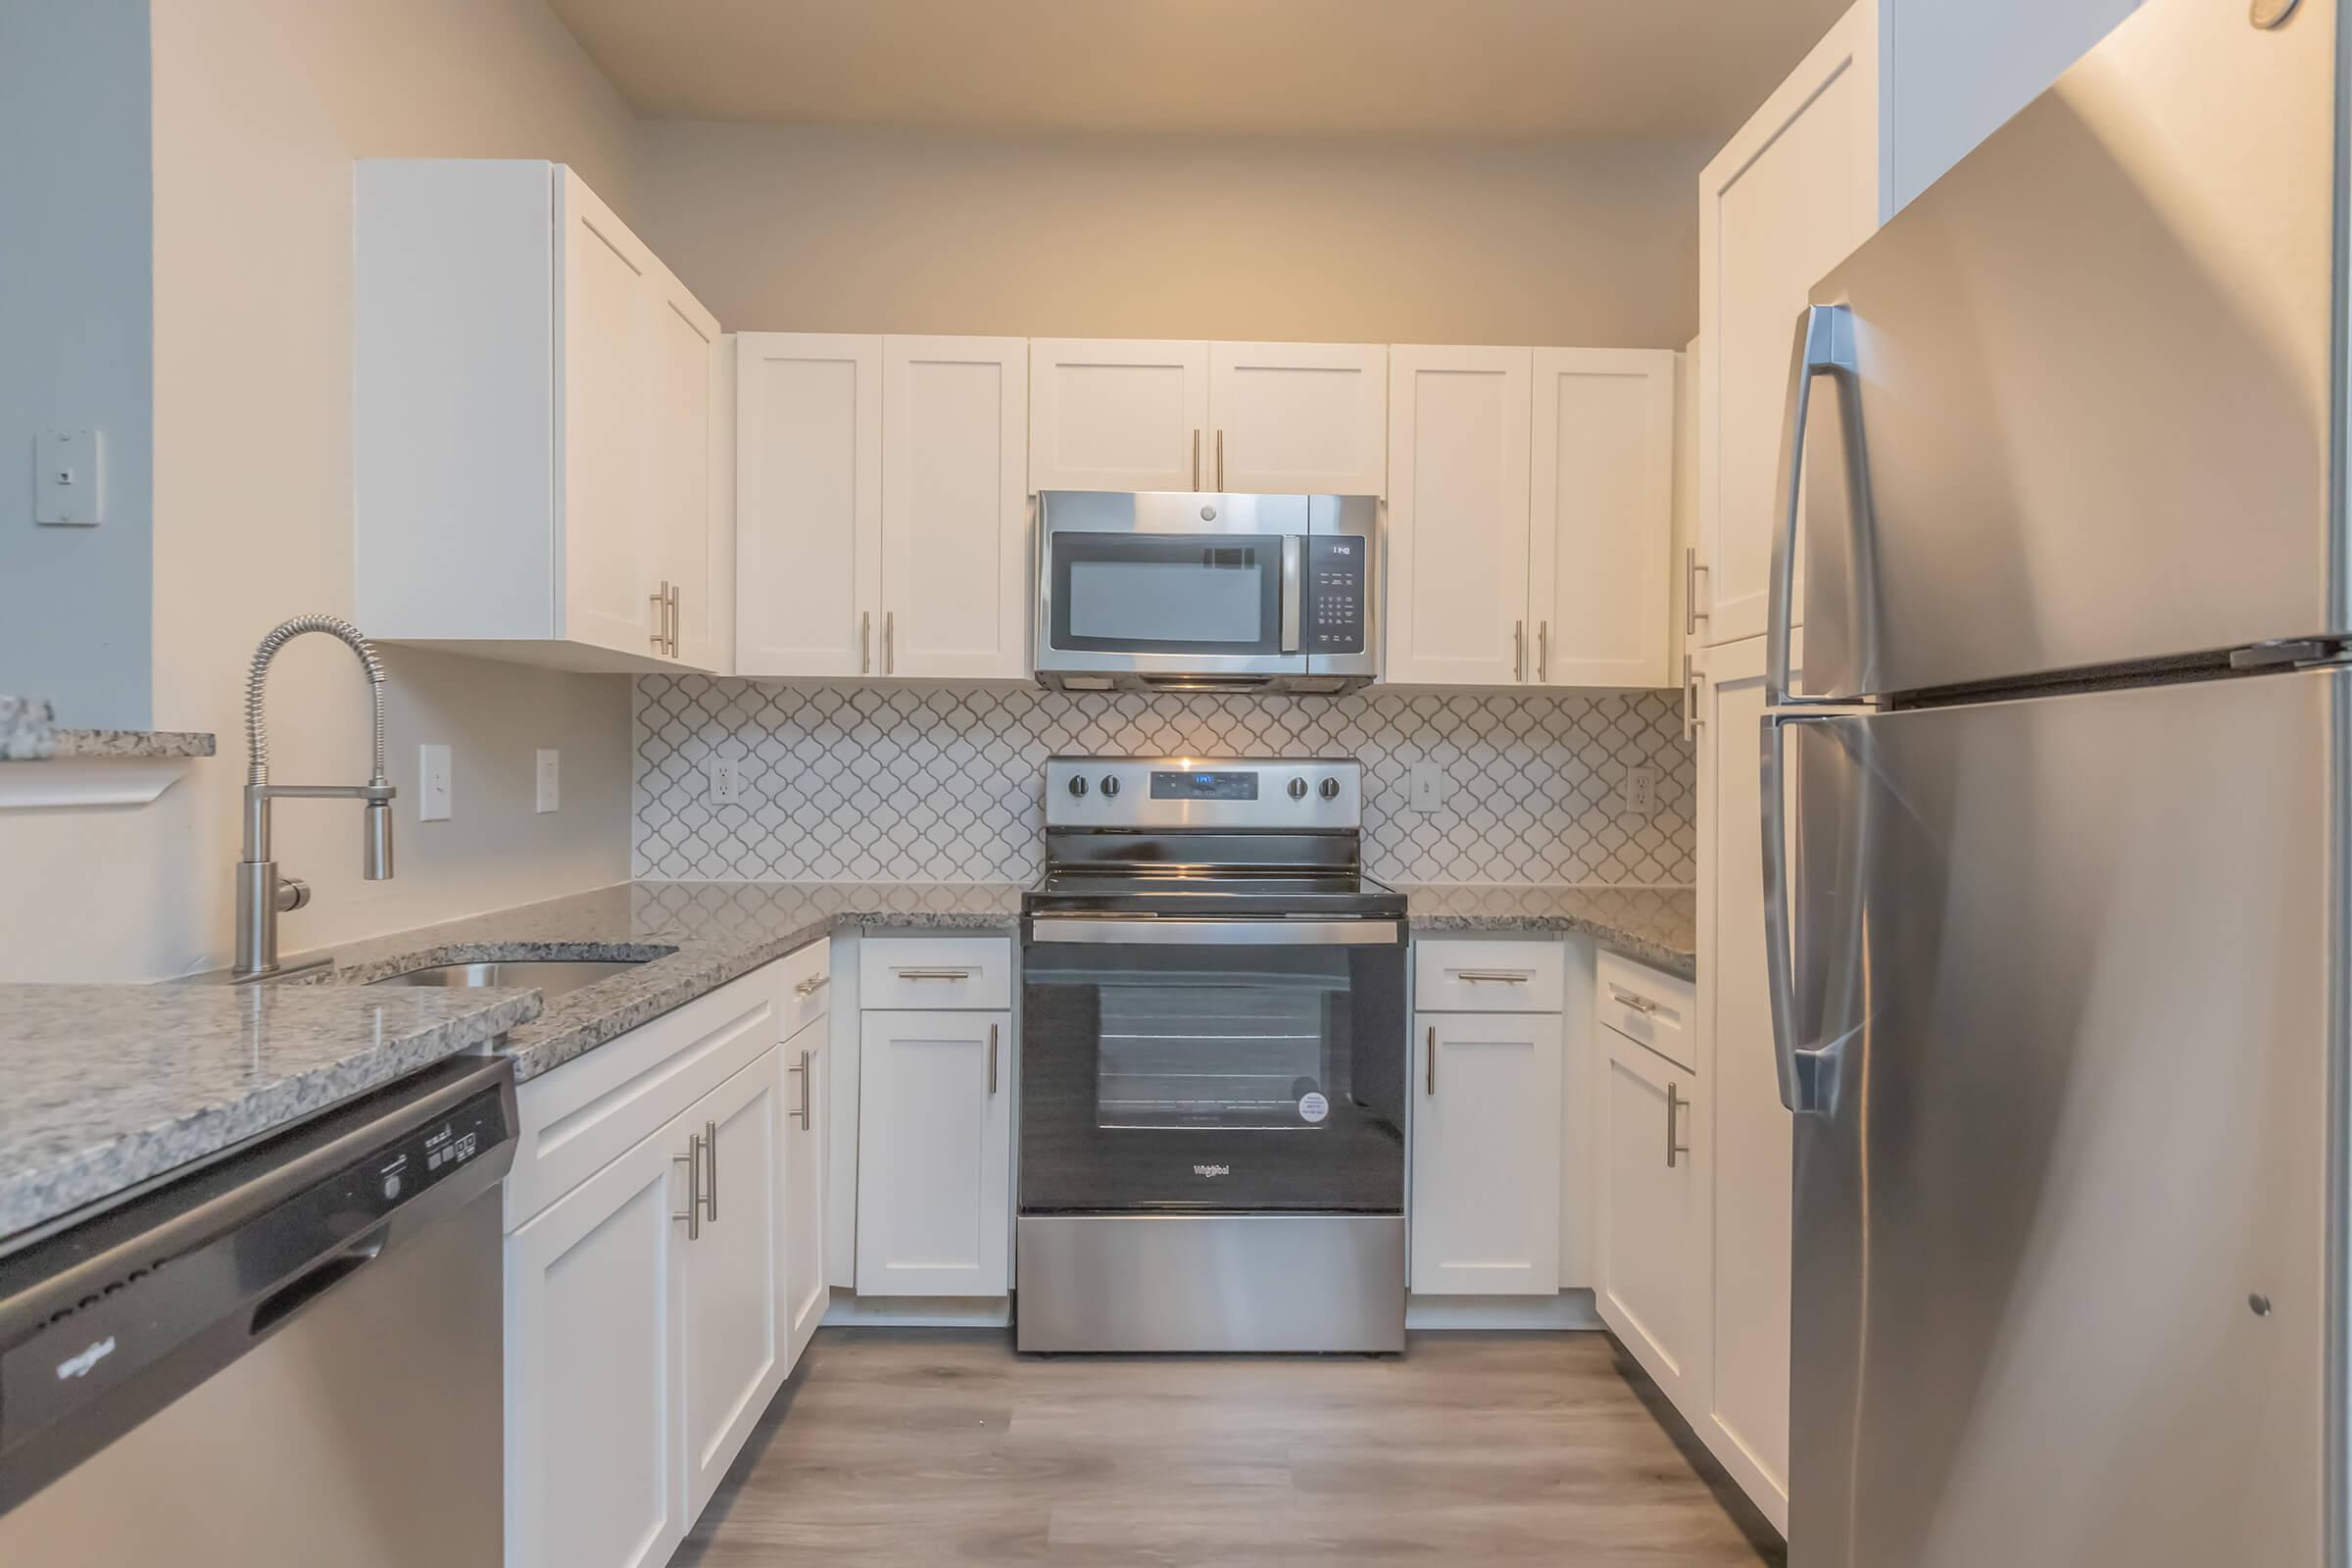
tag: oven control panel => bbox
[1046,757,1360,830]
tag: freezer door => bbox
[1783,668,2342,1567]
[1791,0,2340,701]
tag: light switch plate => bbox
[535,749,560,813]
[1409,761,1446,813]
[418,744,453,821]
[34,428,103,526]
[1620,765,1658,816]
[708,757,745,807]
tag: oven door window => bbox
[1020,938,1406,1213]
[1049,532,1283,655]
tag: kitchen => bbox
[0,0,2328,1563]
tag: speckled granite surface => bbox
[300,881,1023,1082]
[1401,885,1696,978]
[49,728,217,760]
[0,984,540,1244]
[0,695,217,761]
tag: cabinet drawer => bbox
[504,965,782,1230]
[859,936,1012,1010]
[778,937,832,1036]
[1413,939,1564,1013]
[1596,951,1695,1072]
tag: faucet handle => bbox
[275,876,312,913]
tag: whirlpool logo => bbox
[1192,1164,1231,1179]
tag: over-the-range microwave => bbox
[1034,491,1378,694]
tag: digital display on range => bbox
[1150,770,1259,801]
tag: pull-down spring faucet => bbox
[232,614,396,981]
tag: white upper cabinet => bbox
[735,334,884,679]
[356,161,725,672]
[1696,2,1884,648]
[1206,342,1389,496]
[1530,349,1678,689]
[1029,339,1210,492]
[880,336,1029,679]
[735,334,1026,681]
[1032,339,1386,496]
[1384,346,1534,686]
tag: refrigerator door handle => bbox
[1767,303,1866,710]
[1762,709,1840,1115]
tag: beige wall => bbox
[0,0,641,983]
[637,123,1711,347]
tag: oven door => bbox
[1019,917,1407,1214]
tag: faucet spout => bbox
[232,614,398,981]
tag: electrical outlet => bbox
[34,428,103,526]
[1409,761,1446,813]
[1620,765,1659,817]
[535,749,560,813]
[418,744,453,821]
[707,757,745,807]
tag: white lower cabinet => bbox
[504,948,830,1567]
[682,1051,786,1518]
[781,1015,828,1363]
[506,1111,689,1568]
[1594,1019,1708,1409]
[856,1007,1012,1297]
[1409,1009,1565,1296]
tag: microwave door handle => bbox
[1280,535,1302,654]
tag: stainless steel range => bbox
[1016,756,1408,1353]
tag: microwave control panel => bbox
[1301,536,1367,655]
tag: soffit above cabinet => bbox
[547,0,1853,139]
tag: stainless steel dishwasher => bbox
[0,1054,515,1566]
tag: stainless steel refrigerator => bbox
[1768,0,2347,1562]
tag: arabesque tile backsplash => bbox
[633,678,1694,888]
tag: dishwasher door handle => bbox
[249,1234,387,1339]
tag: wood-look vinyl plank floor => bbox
[674,1329,1787,1568]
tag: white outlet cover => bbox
[535,749,560,813]
[707,757,746,807]
[1621,765,1659,817]
[34,427,103,526]
[1409,761,1446,814]
[418,744,453,821]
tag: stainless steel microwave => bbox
[1034,491,1379,693]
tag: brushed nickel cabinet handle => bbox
[668,585,681,656]
[1683,654,1703,743]
[672,1134,703,1240]
[789,1048,815,1128]
[884,610,895,673]
[1610,984,1660,1015]
[1666,1083,1690,1169]
[794,972,829,999]
[650,581,669,653]
[894,965,975,981]
[987,1022,1000,1096]
[1514,620,1526,682]
[1425,1024,1436,1097]
[861,610,871,674]
[1451,968,1532,984]
[1191,428,1201,490]
[1215,428,1226,491]
[1685,547,1709,635]
[1537,620,1549,682]
[703,1117,719,1221]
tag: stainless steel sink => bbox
[369,958,646,1000]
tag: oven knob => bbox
[1288,777,1308,801]
[1068,776,1088,798]
[1101,775,1121,798]
[1319,778,1341,801]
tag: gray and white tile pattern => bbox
[633,678,1695,888]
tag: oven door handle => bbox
[1026,916,1401,947]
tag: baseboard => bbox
[1405,1288,1604,1331]
[820,1288,1012,1328]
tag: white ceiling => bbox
[547,0,1853,140]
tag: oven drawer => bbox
[1413,939,1564,1013]
[1595,951,1694,1072]
[860,936,1013,1010]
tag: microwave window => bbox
[1067,555,1264,645]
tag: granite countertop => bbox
[0,983,540,1245]
[0,694,216,761]
[297,881,1025,1082]
[1400,885,1696,979]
